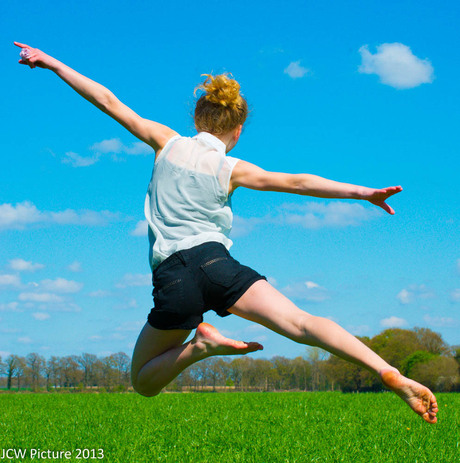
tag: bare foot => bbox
[380,369,438,424]
[192,322,263,357]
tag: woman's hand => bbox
[365,186,403,214]
[14,41,55,69]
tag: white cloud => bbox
[90,335,102,341]
[423,314,458,328]
[396,284,435,305]
[396,288,412,304]
[116,273,151,288]
[0,274,21,287]
[279,202,381,229]
[284,61,310,79]
[18,292,63,303]
[267,276,277,287]
[358,43,434,89]
[0,201,122,231]
[32,312,50,321]
[18,336,33,344]
[131,220,148,237]
[380,316,408,328]
[63,151,100,167]
[90,138,124,153]
[68,261,82,272]
[347,325,371,336]
[231,216,264,238]
[62,138,152,168]
[305,281,319,289]
[231,202,381,238]
[89,290,112,298]
[9,259,44,272]
[116,320,144,332]
[40,278,83,293]
[0,351,11,358]
[451,289,460,302]
[281,280,329,302]
[0,302,20,312]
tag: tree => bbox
[400,351,436,377]
[26,353,46,391]
[370,329,422,370]
[410,356,459,391]
[14,356,26,391]
[4,355,18,391]
[291,356,311,391]
[108,352,130,388]
[60,356,82,388]
[77,353,98,388]
[414,327,450,355]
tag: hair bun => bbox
[195,73,242,109]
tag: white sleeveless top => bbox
[144,131,240,270]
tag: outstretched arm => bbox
[14,42,177,152]
[230,160,402,214]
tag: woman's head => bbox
[194,73,248,136]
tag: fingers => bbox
[14,41,30,48]
[380,201,395,215]
[384,186,403,197]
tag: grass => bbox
[0,392,458,462]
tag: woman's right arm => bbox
[14,42,177,153]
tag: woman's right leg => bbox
[227,279,438,423]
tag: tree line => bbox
[1,327,459,393]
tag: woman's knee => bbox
[131,369,160,398]
[132,378,161,398]
[295,314,324,345]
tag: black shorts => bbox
[147,241,267,330]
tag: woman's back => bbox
[145,131,240,270]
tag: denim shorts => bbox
[147,241,267,330]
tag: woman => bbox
[15,42,438,424]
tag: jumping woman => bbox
[15,42,438,424]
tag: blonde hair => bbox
[194,73,248,135]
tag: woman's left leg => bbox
[227,279,438,423]
[131,322,262,397]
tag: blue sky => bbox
[1,0,459,361]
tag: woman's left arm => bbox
[230,159,403,215]
[14,42,177,152]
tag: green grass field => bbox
[1,392,458,462]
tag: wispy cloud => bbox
[9,259,44,272]
[396,284,435,304]
[32,312,50,321]
[451,289,460,303]
[19,292,64,303]
[284,61,311,79]
[0,302,20,312]
[63,151,100,167]
[358,43,434,89]
[423,314,458,328]
[116,273,151,288]
[380,316,408,328]
[39,278,83,294]
[131,220,148,237]
[62,138,152,167]
[231,216,265,238]
[231,202,381,238]
[280,202,381,228]
[0,274,21,288]
[280,280,330,302]
[68,261,82,272]
[0,201,123,231]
